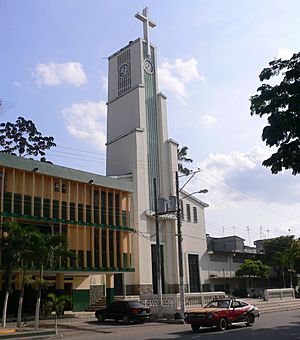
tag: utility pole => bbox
[175,171,185,319]
[153,178,163,318]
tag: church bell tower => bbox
[106,8,178,294]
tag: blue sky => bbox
[1,0,300,243]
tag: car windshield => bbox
[205,300,231,309]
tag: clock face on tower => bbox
[144,59,153,74]
[119,63,130,78]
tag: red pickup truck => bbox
[184,298,260,331]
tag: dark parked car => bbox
[185,298,260,332]
[95,301,151,324]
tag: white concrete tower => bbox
[106,8,179,294]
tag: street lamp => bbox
[175,172,208,320]
[181,189,208,200]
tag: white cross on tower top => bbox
[135,7,156,57]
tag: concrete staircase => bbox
[86,295,141,312]
[244,298,300,313]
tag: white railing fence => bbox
[264,288,295,301]
[141,292,226,317]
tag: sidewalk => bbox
[0,313,92,339]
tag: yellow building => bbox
[0,153,134,312]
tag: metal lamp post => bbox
[175,171,208,319]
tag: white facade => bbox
[105,26,211,294]
[180,193,208,292]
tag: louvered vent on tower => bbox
[117,49,131,96]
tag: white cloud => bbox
[62,100,107,150]
[158,58,204,103]
[191,147,300,241]
[101,76,108,92]
[170,58,203,83]
[158,66,187,100]
[188,146,300,212]
[202,146,270,173]
[13,81,21,87]
[199,114,217,127]
[187,147,272,209]
[36,62,87,87]
[277,48,293,60]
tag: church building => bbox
[105,8,209,296]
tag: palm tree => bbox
[16,226,41,329]
[278,252,287,288]
[178,146,193,175]
[32,232,73,330]
[285,242,300,288]
[43,293,71,335]
[16,274,35,329]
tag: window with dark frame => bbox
[54,182,59,192]
[193,207,198,223]
[186,203,191,222]
[62,183,67,193]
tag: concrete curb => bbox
[0,330,57,340]
[149,319,185,324]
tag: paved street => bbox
[61,310,300,340]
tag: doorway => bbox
[188,254,200,292]
[114,273,123,296]
[151,244,165,294]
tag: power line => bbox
[200,170,300,223]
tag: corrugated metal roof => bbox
[0,153,133,192]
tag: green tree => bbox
[16,227,43,329]
[250,52,300,175]
[285,242,300,288]
[31,233,73,330]
[0,116,56,160]
[43,293,71,335]
[235,259,269,289]
[0,222,32,327]
[293,239,300,275]
[178,146,193,175]
[262,236,299,288]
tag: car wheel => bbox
[191,324,200,332]
[123,315,130,325]
[97,314,105,322]
[217,318,228,331]
[246,314,255,327]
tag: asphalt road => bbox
[61,310,300,340]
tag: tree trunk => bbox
[34,287,42,330]
[1,290,9,327]
[282,269,286,288]
[290,272,293,289]
[34,266,43,330]
[17,276,25,329]
[55,314,58,335]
